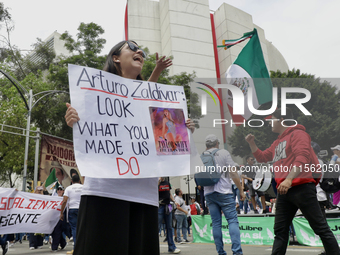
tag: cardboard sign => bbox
[68,64,200,178]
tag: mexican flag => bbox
[219,31,253,50]
[224,28,273,122]
[45,168,59,194]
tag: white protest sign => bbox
[68,64,200,178]
[0,188,63,234]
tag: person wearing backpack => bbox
[202,134,245,255]
[245,108,339,255]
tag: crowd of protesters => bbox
[155,108,340,255]
[2,115,340,255]
[0,174,82,255]
[2,38,340,255]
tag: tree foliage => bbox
[23,39,56,75]
[0,2,27,77]
[0,3,32,187]
[227,69,340,160]
[0,73,36,187]
[61,22,106,55]
[48,22,107,92]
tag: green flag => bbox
[224,28,273,121]
[45,168,59,194]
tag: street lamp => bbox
[0,68,68,191]
[184,175,194,197]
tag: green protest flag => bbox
[45,168,59,194]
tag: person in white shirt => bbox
[174,188,189,243]
[60,175,83,254]
[203,134,245,255]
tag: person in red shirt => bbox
[189,197,200,215]
[245,108,339,255]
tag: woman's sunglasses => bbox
[118,41,146,58]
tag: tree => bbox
[0,3,36,187]
[48,22,107,92]
[0,2,57,81]
[0,2,26,77]
[61,22,106,56]
[38,22,109,140]
[24,70,71,140]
[17,38,56,79]
[227,69,340,159]
[0,74,36,187]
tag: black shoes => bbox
[180,240,190,244]
[1,241,9,255]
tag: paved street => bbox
[2,240,73,255]
[159,235,324,255]
[5,237,325,255]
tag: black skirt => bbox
[74,195,159,255]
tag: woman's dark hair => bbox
[103,40,143,80]
[272,107,296,126]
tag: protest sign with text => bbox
[68,64,200,178]
[293,217,340,246]
[191,215,275,245]
[0,188,62,234]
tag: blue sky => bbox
[2,0,339,78]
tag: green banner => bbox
[293,217,340,246]
[191,215,275,245]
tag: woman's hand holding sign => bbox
[185,118,195,133]
[65,103,80,128]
